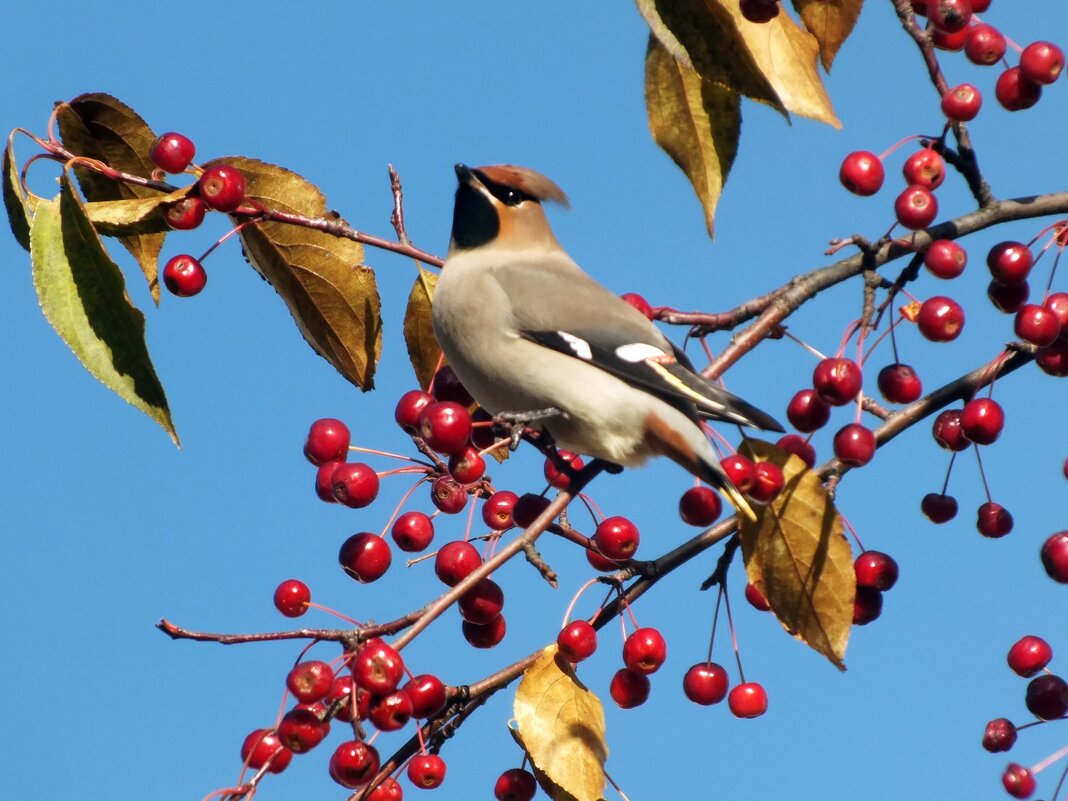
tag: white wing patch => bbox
[558,331,593,361]
[615,342,667,363]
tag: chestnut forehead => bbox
[473,164,569,206]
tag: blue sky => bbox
[1,2,1066,800]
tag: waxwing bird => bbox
[432,163,783,520]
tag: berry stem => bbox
[705,586,725,664]
[723,583,746,683]
[1031,742,1068,775]
[973,445,994,503]
[561,577,602,629]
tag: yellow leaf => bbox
[4,132,34,250]
[738,440,854,669]
[636,0,787,117]
[205,157,383,391]
[792,0,865,71]
[715,0,842,127]
[403,266,441,391]
[645,35,741,238]
[514,646,607,801]
[84,188,192,237]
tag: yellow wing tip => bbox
[722,483,757,522]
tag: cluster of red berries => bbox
[146,131,248,298]
[981,634,1067,799]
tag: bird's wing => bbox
[493,254,783,431]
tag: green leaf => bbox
[207,157,382,390]
[738,440,853,670]
[403,266,441,391]
[3,133,34,251]
[645,35,741,238]
[84,188,190,237]
[792,0,864,71]
[56,93,166,303]
[30,179,177,445]
[514,646,608,801]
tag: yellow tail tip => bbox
[723,483,757,522]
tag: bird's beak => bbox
[454,163,476,186]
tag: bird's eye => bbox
[504,189,524,207]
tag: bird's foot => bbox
[492,407,562,451]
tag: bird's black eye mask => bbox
[451,180,499,250]
[472,169,537,207]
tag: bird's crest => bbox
[473,164,570,208]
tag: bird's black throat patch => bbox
[451,182,499,250]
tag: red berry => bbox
[395,389,434,431]
[198,164,247,212]
[329,740,380,789]
[776,434,816,467]
[988,242,1034,285]
[977,501,1013,538]
[277,706,329,753]
[982,718,1018,753]
[895,185,938,230]
[964,24,1006,65]
[162,254,207,297]
[996,67,1043,111]
[434,540,482,586]
[728,682,768,718]
[739,0,779,24]
[902,148,945,190]
[1007,635,1053,678]
[924,240,967,279]
[315,461,341,502]
[353,639,405,695]
[1020,41,1065,85]
[1045,292,1068,331]
[932,409,969,451]
[678,486,722,526]
[622,627,667,675]
[557,620,598,662]
[853,586,884,625]
[960,397,1005,444]
[1001,763,1036,800]
[327,676,367,723]
[495,768,537,801]
[1015,304,1061,347]
[854,550,899,591]
[339,533,392,583]
[1038,339,1068,377]
[749,461,784,502]
[745,581,771,611]
[877,363,923,404]
[164,196,207,230]
[482,490,519,531]
[786,388,831,432]
[940,83,983,121]
[331,462,380,508]
[367,690,413,732]
[683,662,729,705]
[402,674,448,719]
[839,150,885,196]
[586,546,619,572]
[274,579,310,617]
[408,754,446,789]
[610,668,651,708]
[594,516,640,560]
[419,401,472,454]
[367,778,404,801]
[429,365,473,406]
[1026,673,1068,720]
[970,0,989,10]
[431,476,468,515]
[448,446,486,484]
[459,577,505,625]
[988,280,1031,313]
[813,357,863,406]
[543,449,585,489]
[921,492,959,523]
[150,132,196,173]
[621,292,655,319]
[462,614,507,648]
[833,423,876,467]
[304,418,350,465]
[721,454,756,492]
[1041,532,1068,582]
[928,0,971,32]
[286,660,334,703]
[512,493,551,528]
[241,729,293,774]
[931,24,968,51]
[917,296,965,342]
[910,0,928,13]
[392,511,435,552]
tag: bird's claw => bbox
[492,407,562,451]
